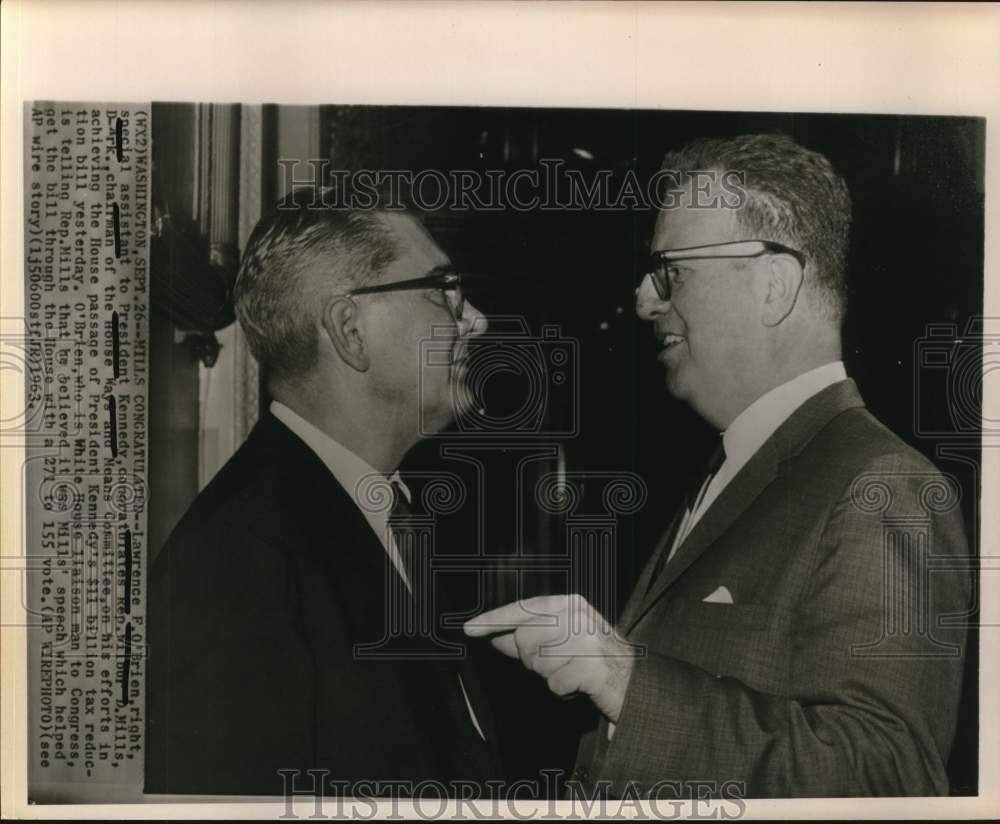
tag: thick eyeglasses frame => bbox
[646,240,806,302]
[348,268,465,321]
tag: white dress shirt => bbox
[667,361,848,561]
[269,401,485,741]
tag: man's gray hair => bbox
[233,189,400,381]
[662,133,852,324]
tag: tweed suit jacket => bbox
[574,379,969,798]
[145,412,502,795]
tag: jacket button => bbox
[571,766,590,783]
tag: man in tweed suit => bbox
[467,134,970,797]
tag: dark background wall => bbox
[148,105,983,795]
[319,106,984,794]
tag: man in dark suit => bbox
[146,192,501,795]
[466,135,970,797]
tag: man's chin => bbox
[664,366,690,403]
[421,387,473,435]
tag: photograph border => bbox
[2,1,998,819]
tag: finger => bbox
[520,622,584,673]
[563,593,614,636]
[532,646,575,678]
[513,625,563,673]
[546,659,583,698]
[530,628,610,676]
[463,596,566,636]
[489,632,519,659]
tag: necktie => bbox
[388,480,420,593]
[647,437,726,589]
[681,436,727,525]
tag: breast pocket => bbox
[650,599,791,691]
[672,600,775,630]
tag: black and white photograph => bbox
[2,2,998,820]
[139,104,985,805]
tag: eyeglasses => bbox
[646,240,806,301]
[349,267,466,321]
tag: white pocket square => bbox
[702,585,734,604]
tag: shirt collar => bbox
[269,401,410,505]
[722,361,847,468]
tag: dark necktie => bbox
[388,480,419,591]
[647,437,727,590]
[682,436,727,522]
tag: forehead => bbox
[652,181,740,251]
[380,212,450,281]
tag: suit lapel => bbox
[624,379,866,635]
[256,416,497,744]
[617,507,684,628]
[249,413,414,642]
[626,443,779,633]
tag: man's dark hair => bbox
[233,188,400,381]
[661,133,852,323]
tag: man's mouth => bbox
[658,332,687,351]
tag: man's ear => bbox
[761,254,804,327]
[321,296,370,372]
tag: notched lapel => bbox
[255,414,415,647]
[623,379,866,635]
[627,444,778,633]
[618,508,683,629]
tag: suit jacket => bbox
[573,379,970,798]
[145,413,502,795]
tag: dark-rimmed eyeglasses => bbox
[349,267,465,321]
[646,240,806,301]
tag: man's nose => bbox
[461,300,489,337]
[635,274,669,321]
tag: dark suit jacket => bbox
[145,413,501,795]
[574,379,970,798]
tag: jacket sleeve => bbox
[596,452,971,798]
[145,522,316,795]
